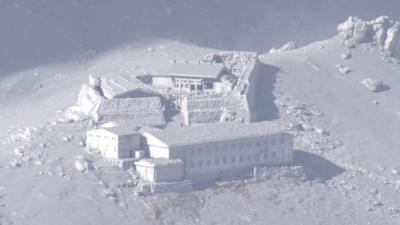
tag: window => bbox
[271,138,276,145]
[255,154,260,161]
[214,158,220,165]
[247,155,252,161]
[239,155,244,163]
[255,141,261,148]
[230,143,236,150]
[221,144,227,152]
[246,141,253,148]
[197,160,203,167]
[198,147,203,154]
[279,137,285,144]
[214,145,219,153]
[238,142,244,149]
[271,152,277,159]
[264,139,269,146]
[204,81,214,89]
[206,159,211,166]
[230,156,236,164]
[263,153,268,160]
[206,148,211,154]
[189,161,195,168]
[222,158,227,165]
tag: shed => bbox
[135,158,184,183]
[86,126,141,159]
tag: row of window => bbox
[188,151,279,169]
[189,137,285,155]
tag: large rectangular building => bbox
[141,121,293,180]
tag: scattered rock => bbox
[14,148,24,157]
[336,64,352,74]
[74,155,91,173]
[361,78,387,92]
[342,52,352,60]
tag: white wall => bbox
[170,133,293,179]
[87,129,118,159]
[143,132,170,158]
[152,77,173,88]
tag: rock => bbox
[74,155,91,173]
[392,168,400,175]
[269,42,297,54]
[336,64,352,74]
[14,148,24,157]
[10,160,21,167]
[338,16,400,58]
[361,78,387,92]
[342,52,352,60]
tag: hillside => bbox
[1,14,400,225]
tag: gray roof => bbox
[102,126,139,136]
[152,62,226,79]
[135,158,183,168]
[141,121,286,147]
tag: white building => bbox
[86,126,142,160]
[140,121,293,180]
[150,62,235,95]
[135,158,184,183]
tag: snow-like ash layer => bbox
[338,16,400,58]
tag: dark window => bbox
[198,147,203,154]
[189,161,195,168]
[230,143,236,150]
[206,159,211,166]
[239,155,244,162]
[238,143,244,149]
[247,155,252,161]
[255,141,261,148]
[222,158,227,164]
[214,158,220,165]
[230,156,236,164]
[204,81,214,89]
[198,160,203,167]
[246,142,253,148]
[271,152,277,159]
[221,144,227,151]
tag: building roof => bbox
[152,62,226,79]
[96,97,165,126]
[101,125,139,136]
[135,158,183,168]
[141,121,286,147]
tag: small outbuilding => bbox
[135,158,184,183]
[86,126,141,159]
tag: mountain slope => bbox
[1,17,400,225]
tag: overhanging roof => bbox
[141,121,286,147]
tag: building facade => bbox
[86,127,141,160]
[150,62,232,95]
[141,121,293,180]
